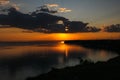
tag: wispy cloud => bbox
[0,0,20,11]
[39,4,72,13]
[0,0,9,5]
[46,4,59,7]
[58,8,72,13]
[11,3,20,10]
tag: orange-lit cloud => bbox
[0,0,9,5]
[58,8,72,13]
[0,0,20,11]
[11,3,20,10]
[42,3,72,13]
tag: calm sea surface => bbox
[0,41,119,80]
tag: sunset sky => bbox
[0,0,120,41]
[8,0,120,27]
[0,27,120,41]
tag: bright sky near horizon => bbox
[0,27,120,41]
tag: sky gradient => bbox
[9,0,120,27]
[0,0,120,41]
[0,27,120,41]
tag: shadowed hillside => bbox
[26,55,120,80]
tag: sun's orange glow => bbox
[60,41,65,44]
[0,27,120,42]
[57,44,67,50]
[55,44,87,57]
[58,33,68,39]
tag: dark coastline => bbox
[26,40,120,80]
[27,56,120,80]
[65,40,120,54]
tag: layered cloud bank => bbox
[0,3,119,33]
[0,0,19,12]
[103,24,120,32]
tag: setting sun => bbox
[60,41,65,44]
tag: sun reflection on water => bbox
[57,43,68,57]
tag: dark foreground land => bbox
[27,56,120,80]
[27,40,120,80]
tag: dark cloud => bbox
[36,4,58,14]
[65,21,101,33]
[104,24,120,32]
[0,5,100,33]
[86,26,101,32]
[0,7,68,32]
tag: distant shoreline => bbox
[65,40,120,53]
[0,39,120,43]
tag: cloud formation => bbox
[0,0,9,5]
[37,4,72,14]
[58,8,72,13]
[46,4,59,7]
[0,0,20,12]
[11,3,19,10]
[103,24,120,32]
[0,3,101,33]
